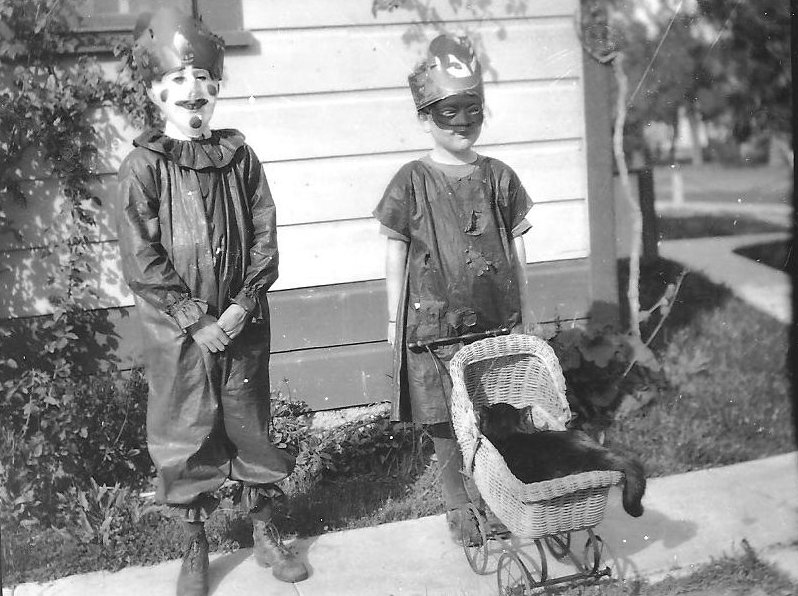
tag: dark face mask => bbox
[427,95,484,129]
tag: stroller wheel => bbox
[582,529,604,575]
[497,550,536,595]
[543,532,571,560]
[461,504,491,574]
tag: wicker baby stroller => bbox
[448,333,623,594]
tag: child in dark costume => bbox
[373,34,534,544]
[116,8,307,594]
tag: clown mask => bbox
[148,66,220,140]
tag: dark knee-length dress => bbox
[374,155,532,425]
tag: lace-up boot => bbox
[252,519,309,583]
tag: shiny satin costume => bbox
[117,12,292,518]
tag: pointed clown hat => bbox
[132,7,225,83]
[408,34,483,111]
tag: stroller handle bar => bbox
[407,326,511,351]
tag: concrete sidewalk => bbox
[660,232,791,324]
[655,196,791,324]
[9,452,798,596]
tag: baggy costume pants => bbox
[142,310,294,509]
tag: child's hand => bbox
[387,321,397,346]
[217,304,249,340]
[188,315,231,353]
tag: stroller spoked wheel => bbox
[543,532,571,560]
[582,529,604,575]
[461,504,491,574]
[497,548,541,595]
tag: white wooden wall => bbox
[0,0,590,321]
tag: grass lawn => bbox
[657,213,788,240]
[653,164,792,206]
[548,543,797,595]
[734,239,792,273]
[3,211,794,587]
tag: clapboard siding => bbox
[61,80,583,171]
[0,199,587,318]
[3,140,585,250]
[272,199,587,290]
[242,0,577,30]
[2,178,115,249]
[0,242,127,319]
[212,80,585,162]
[220,18,580,98]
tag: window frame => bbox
[73,0,254,53]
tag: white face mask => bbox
[148,67,220,140]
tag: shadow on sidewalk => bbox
[598,504,699,581]
[206,535,320,593]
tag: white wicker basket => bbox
[449,334,623,538]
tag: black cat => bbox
[478,402,646,517]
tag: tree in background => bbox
[621,0,791,166]
[623,9,718,165]
[696,0,791,163]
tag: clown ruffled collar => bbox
[133,128,246,170]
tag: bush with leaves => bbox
[0,0,156,529]
[546,272,685,430]
[0,365,151,527]
[269,392,428,497]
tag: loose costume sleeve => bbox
[496,163,533,237]
[117,152,208,329]
[373,163,416,242]
[231,146,279,319]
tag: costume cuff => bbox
[165,493,220,523]
[231,290,257,315]
[512,218,532,237]
[166,295,208,330]
[240,484,285,521]
[379,223,409,243]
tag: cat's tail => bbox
[618,457,646,517]
[571,431,647,517]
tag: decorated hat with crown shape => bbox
[132,7,225,83]
[408,34,484,111]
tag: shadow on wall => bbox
[373,0,535,82]
[1,107,133,372]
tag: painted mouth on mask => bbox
[176,99,208,111]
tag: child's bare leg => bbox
[428,423,482,545]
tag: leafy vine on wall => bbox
[0,0,152,525]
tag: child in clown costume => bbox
[374,34,533,544]
[116,9,307,594]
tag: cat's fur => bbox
[478,402,646,517]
